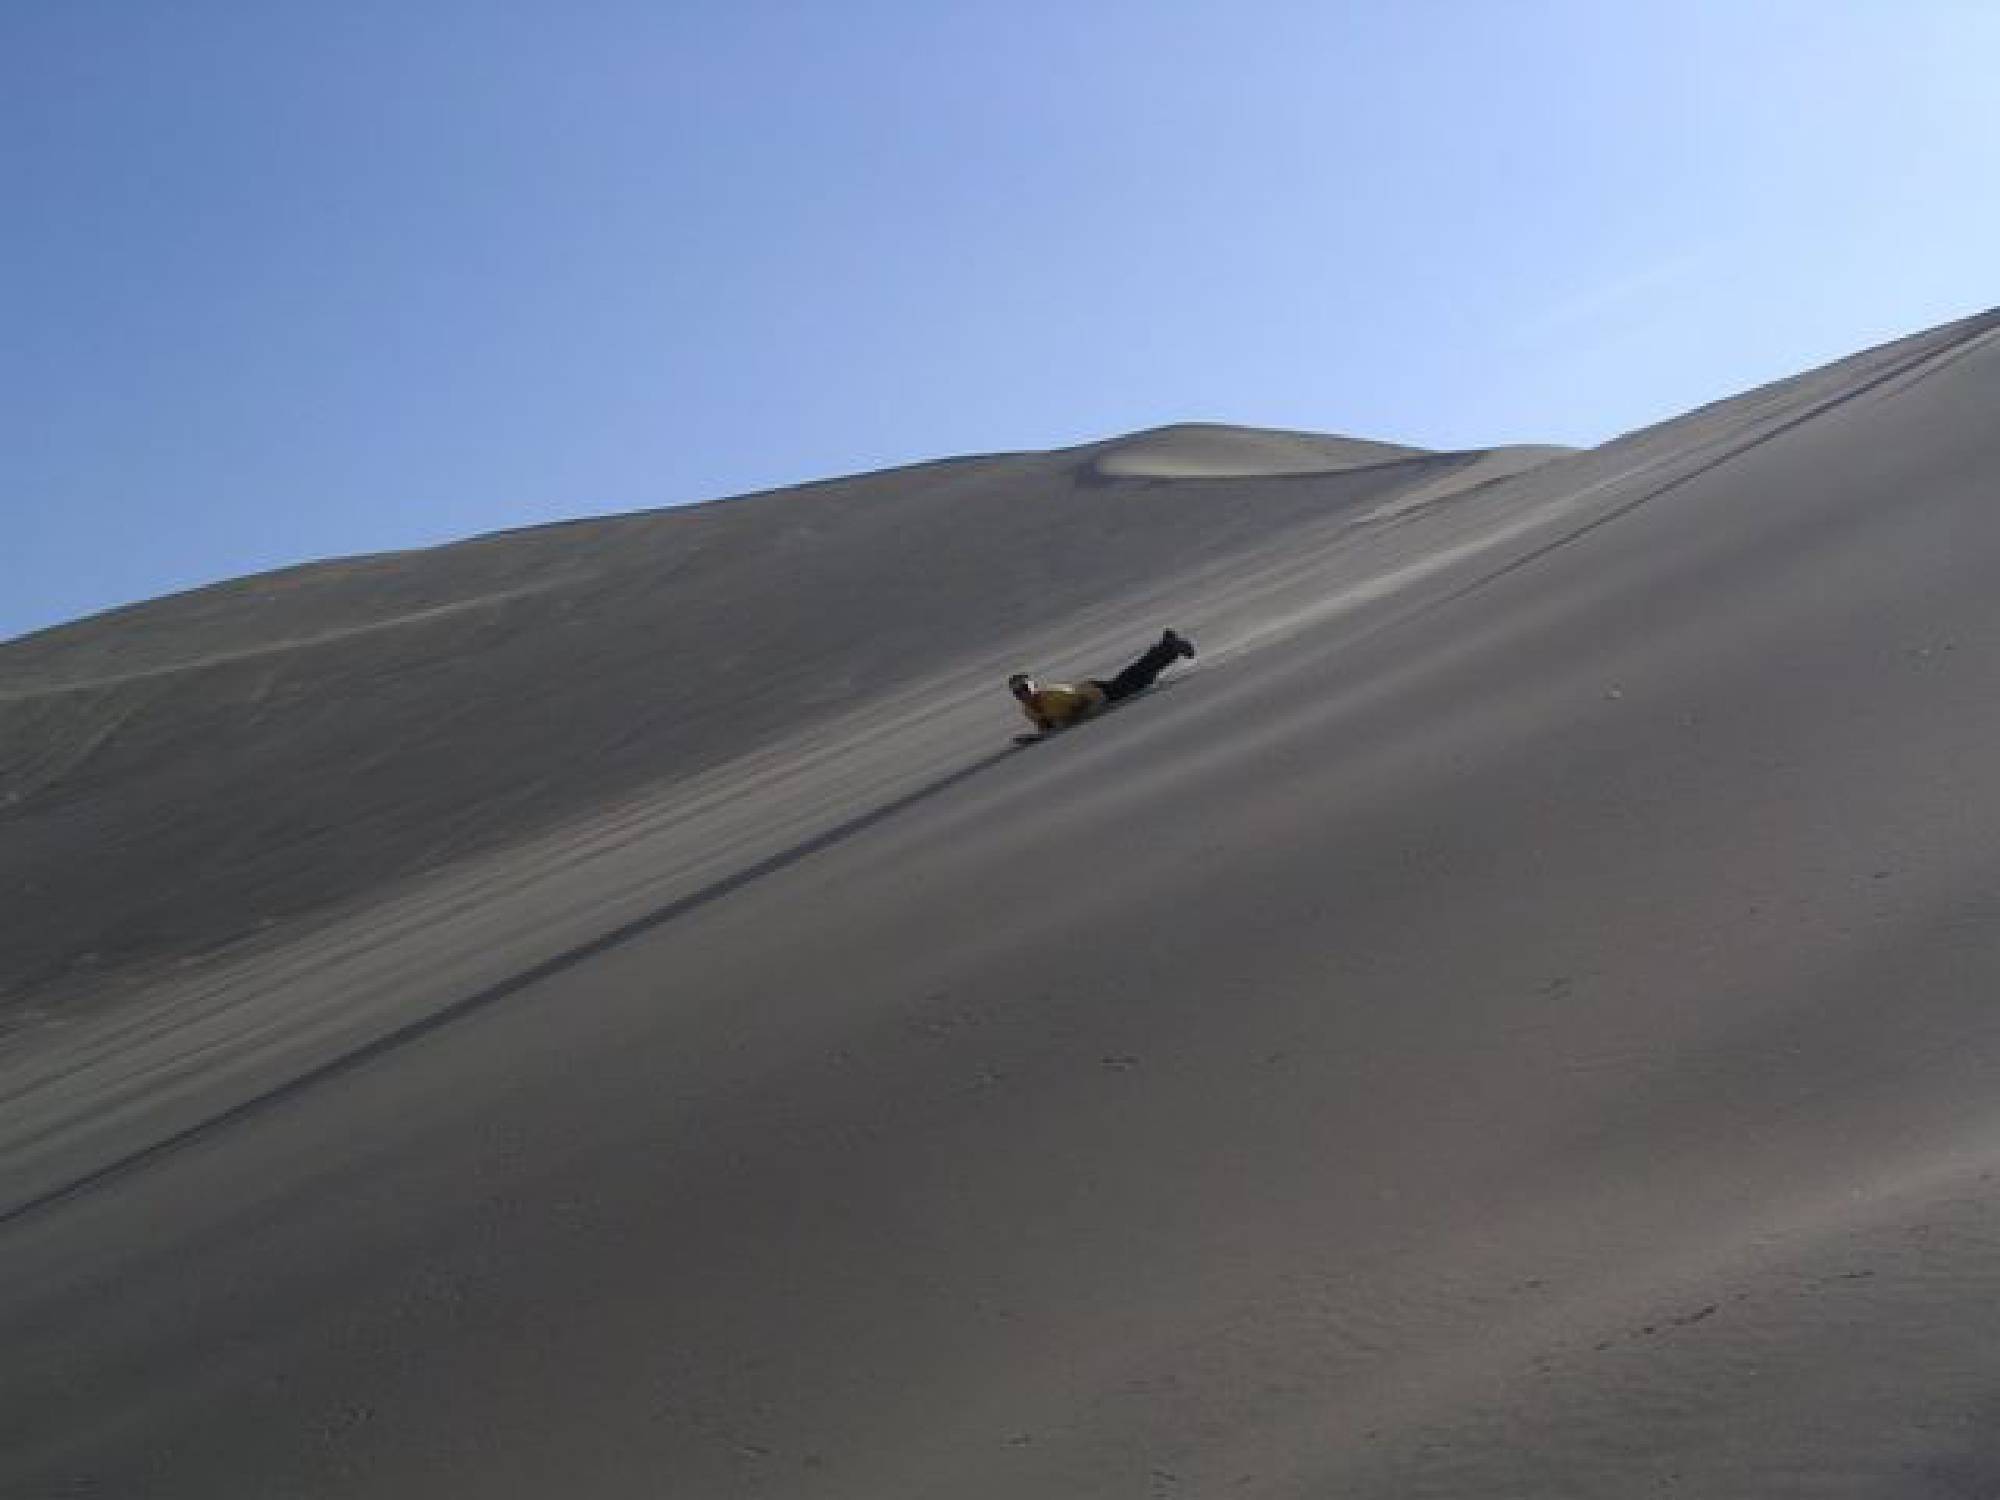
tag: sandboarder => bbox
[1008,629,1195,735]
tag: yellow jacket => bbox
[1020,680,1106,732]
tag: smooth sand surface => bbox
[0,427,1530,1023]
[5,311,2000,1495]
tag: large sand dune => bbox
[4,309,2000,1495]
[0,427,1551,1021]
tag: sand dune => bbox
[0,428,1546,1020]
[5,310,2000,1496]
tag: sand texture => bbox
[5,310,2000,1495]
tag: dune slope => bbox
[0,427,1542,1018]
[4,310,2000,1496]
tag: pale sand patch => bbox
[1082,421,1427,479]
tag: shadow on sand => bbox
[3,740,1037,1229]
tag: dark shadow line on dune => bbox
[1413,308,2000,621]
[1,742,1030,1231]
[1865,311,2000,402]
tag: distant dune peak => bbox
[1079,422,1428,481]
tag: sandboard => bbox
[1009,678,1180,746]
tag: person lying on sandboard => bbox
[1007,628,1195,737]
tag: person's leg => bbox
[1099,631,1191,702]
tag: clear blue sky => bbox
[5,1,1996,641]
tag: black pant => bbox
[1093,638,1181,703]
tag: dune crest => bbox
[1080,421,1429,479]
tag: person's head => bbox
[1007,673,1035,702]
